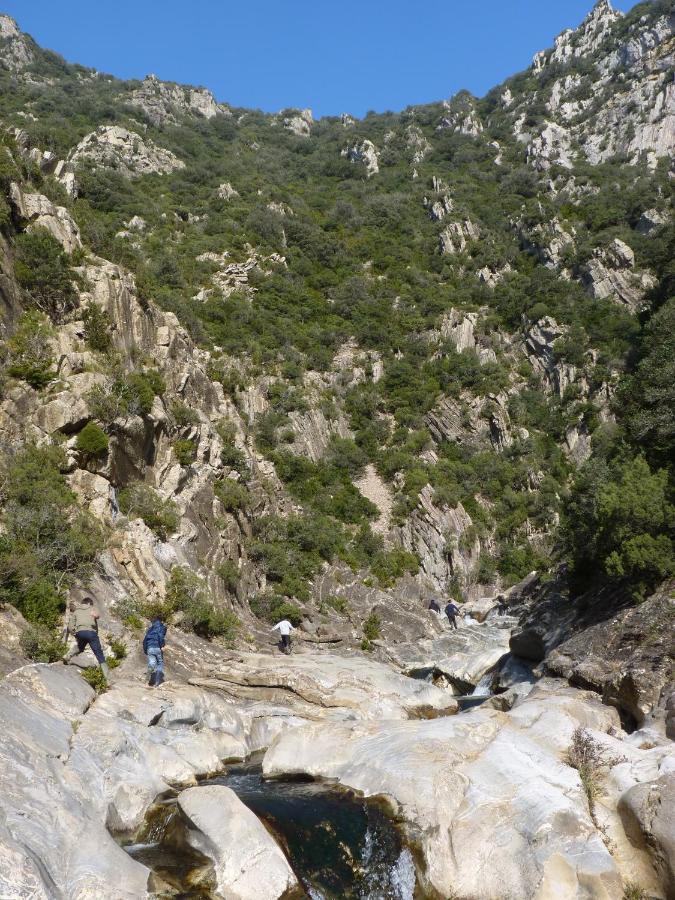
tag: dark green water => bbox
[123,758,416,899]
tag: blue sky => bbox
[3,1,638,117]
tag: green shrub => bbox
[81,666,108,693]
[163,565,240,641]
[170,401,200,428]
[363,610,382,641]
[215,478,250,512]
[14,228,78,320]
[320,595,350,614]
[371,549,419,587]
[88,369,166,422]
[173,439,197,466]
[82,304,113,353]
[0,444,104,628]
[250,593,303,626]
[118,482,179,539]
[217,559,239,593]
[563,455,674,600]
[4,311,55,389]
[76,422,109,459]
[109,638,127,659]
[19,624,66,662]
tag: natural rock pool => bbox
[122,756,416,899]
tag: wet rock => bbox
[174,785,298,900]
[388,621,511,692]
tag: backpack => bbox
[143,620,167,653]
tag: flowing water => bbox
[122,757,416,899]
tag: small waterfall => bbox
[472,671,494,697]
[389,847,416,900]
[109,485,120,521]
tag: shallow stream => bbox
[123,756,416,899]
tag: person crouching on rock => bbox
[63,597,110,678]
[143,616,167,686]
[272,618,294,654]
[445,600,460,630]
[428,597,441,614]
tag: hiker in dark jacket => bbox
[143,617,167,686]
[428,598,441,614]
[445,601,460,630]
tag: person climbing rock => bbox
[63,597,110,678]
[143,616,167,686]
[272,618,294,654]
[445,600,460,630]
[428,598,441,614]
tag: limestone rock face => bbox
[439,219,480,254]
[0,15,34,71]
[263,682,627,900]
[396,487,480,590]
[580,238,656,311]
[277,107,313,137]
[513,581,674,726]
[618,773,675,897]
[68,125,185,178]
[527,121,575,170]
[636,207,669,235]
[190,650,459,720]
[216,181,239,201]
[127,74,225,125]
[342,140,379,177]
[9,183,82,253]
[523,316,579,398]
[388,620,512,692]
[174,785,298,900]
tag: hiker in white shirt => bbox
[272,619,294,654]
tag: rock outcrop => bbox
[68,126,185,178]
[127,74,225,125]
[580,238,656,311]
[264,679,674,899]
[9,182,82,253]
[439,219,480,255]
[342,140,380,176]
[512,580,674,727]
[190,650,459,720]
[172,785,299,899]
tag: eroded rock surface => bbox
[173,785,298,900]
[264,681,655,899]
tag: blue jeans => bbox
[75,630,106,664]
[147,646,164,676]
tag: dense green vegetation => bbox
[0,444,103,626]
[0,0,672,626]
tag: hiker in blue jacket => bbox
[143,617,167,686]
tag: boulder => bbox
[618,773,675,898]
[173,785,298,900]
